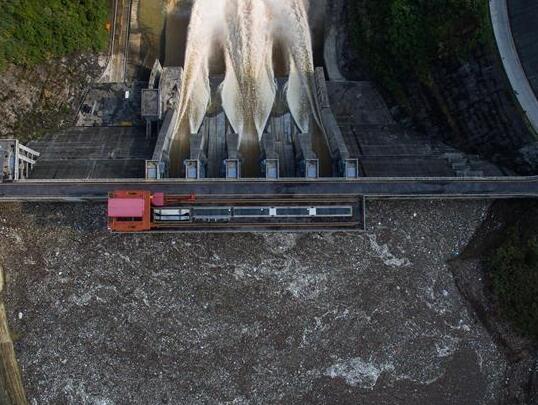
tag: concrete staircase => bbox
[28,126,155,179]
[328,81,507,178]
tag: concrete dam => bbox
[10,0,508,182]
[2,0,536,232]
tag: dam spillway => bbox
[174,0,323,176]
[11,0,510,185]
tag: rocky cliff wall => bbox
[339,4,537,174]
[0,54,104,142]
[401,47,538,174]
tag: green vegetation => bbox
[350,0,491,94]
[489,227,538,340]
[0,0,109,70]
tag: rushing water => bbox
[175,0,320,175]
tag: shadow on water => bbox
[164,1,192,67]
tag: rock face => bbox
[403,48,537,174]
[337,1,537,174]
[327,0,367,81]
[0,54,104,141]
[0,200,515,404]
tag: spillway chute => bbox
[220,0,277,146]
[176,0,224,135]
[175,0,323,176]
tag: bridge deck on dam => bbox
[0,177,537,202]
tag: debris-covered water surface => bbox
[0,200,508,404]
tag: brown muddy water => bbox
[137,0,190,69]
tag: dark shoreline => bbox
[450,200,538,404]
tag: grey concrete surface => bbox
[1,175,538,202]
[27,127,155,179]
[491,0,538,133]
[327,81,507,177]
[0,200,509,404]
[76,83,144,127]
[324,26,346,82]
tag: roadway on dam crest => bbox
[0,177,537,201]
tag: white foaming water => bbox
[177,0,318,153]
[177,0,223,134]
[220,0,276,150]
[272,0,318,132]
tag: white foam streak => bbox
[178,0,317,150]
[220,0,276,146]
[177,0,223,134]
